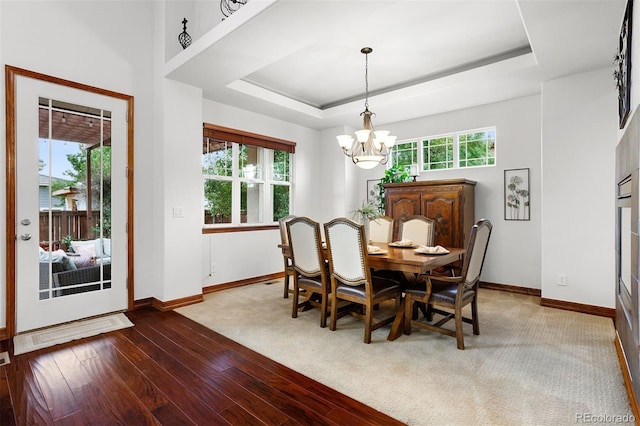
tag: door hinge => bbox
[126,167,129,177]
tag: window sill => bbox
[202,224,279,234]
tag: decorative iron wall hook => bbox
[220,0,247,20]
[178,18,192,49]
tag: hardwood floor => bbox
[0,308,403,425]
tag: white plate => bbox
[368,250,388,255]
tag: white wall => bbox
[541,67,617,307]
[360,95,543,289]
[0,1,157,327]
[155,79,203,301]
[200,99,321,285]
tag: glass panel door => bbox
[15,76,127,333]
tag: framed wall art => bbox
[504,168,530,221]
[615,0,633,129]
[367,179,381,204]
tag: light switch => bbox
[173,207,184,218]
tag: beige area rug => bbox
[176,282,634,426]
[13,313,133,356]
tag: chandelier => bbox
[337,47,397,169]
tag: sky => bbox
[38,138,83,181]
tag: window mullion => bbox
[264,148,273,223]
[232,143,240,224]
[453,133,460,169]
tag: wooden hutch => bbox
[384,179,476,249]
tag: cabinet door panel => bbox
[422,194,458,247]
[388,192,420,218]
[387,192,420,240]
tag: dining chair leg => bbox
[283,272,290,298]
[364,302,373,344]
[330,291,338,331]
[320,293,328,328]
[471,295,479,335]
[291,279,299,319]
[455,304,465,350]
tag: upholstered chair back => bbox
[369,216,394,243]
[278,214,297,246]
[287,217,323,277]
[462,219,493,287]
[324,218,368,285]
[398,215,435,246]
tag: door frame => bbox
[4,65,135,338]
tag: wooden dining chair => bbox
[323,217,402,343]
[278,214,297,298]
[286,216,331,327]
[397,215,435,246]
[369,216,394,243]
[403,219,493,349]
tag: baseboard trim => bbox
[615,332,640,421]
[540,297,615,319]
[480,282,614,319]
[480,281,541,296]
[133,297,153,310]
[204,272,284,294]
[151,294,204,311]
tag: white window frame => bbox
[203,141,293,227]
[391,126,496,172]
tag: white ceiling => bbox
[165,0,627,130]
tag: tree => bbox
[203,143,233,223]
[272,150,290,221]
[64,146,112,237]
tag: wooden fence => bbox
[39,210,99,248]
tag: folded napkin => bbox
[414,245,450,254]
[391,239,414,246]
[367,245,382,253]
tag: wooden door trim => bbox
[4,65,135,338]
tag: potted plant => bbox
[60,234,73,252]
[352,201,380,243]
[376,164,411,213]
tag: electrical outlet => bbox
[557,274,567,286]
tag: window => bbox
[202,124,295,227]
[423,136,454,170]
[459,129,495,167]
[390,140,417,172]
[391,127,496,172]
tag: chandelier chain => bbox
[364,51,369,111]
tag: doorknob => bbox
[20,219,31,226]
[20,234,31,241]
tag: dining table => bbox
[278,241,465,341]
[366,242,465,341]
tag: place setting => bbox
[367,245,388,255]
[387,239,416,248]
[414,245,450,255]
